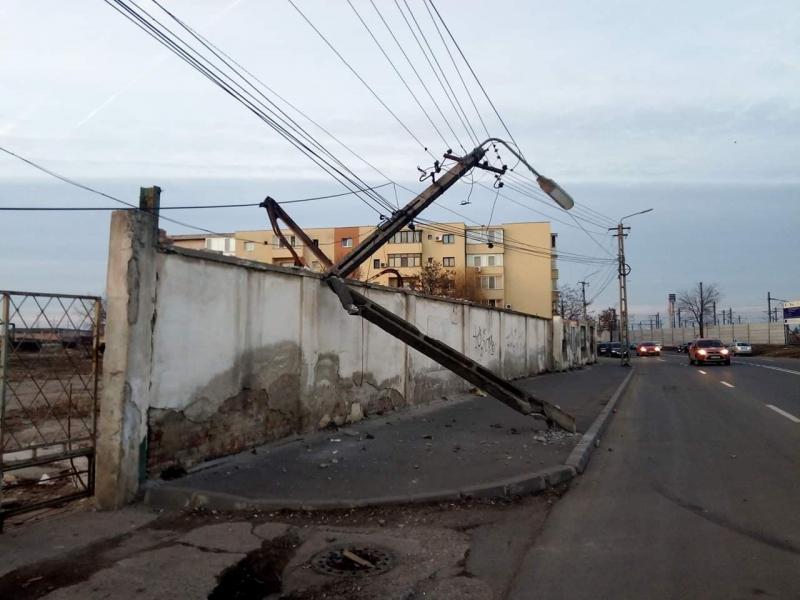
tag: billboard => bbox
[784,300,800,344]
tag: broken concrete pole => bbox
[96,207,158,509]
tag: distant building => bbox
[170,221,559,318]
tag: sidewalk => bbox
[146,361,628,511]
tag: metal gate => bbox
[0,291,101,527]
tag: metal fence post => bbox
[0,293,9,527]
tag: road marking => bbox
[698,370,707,375]
[766,404,800,423]
[657,358,666,362]
[720,381,735,388]
[737,361,800,376]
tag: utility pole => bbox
[578,280,589,320]
[677,307,682,328]
[611,223,631,366]
[712,301,717,325]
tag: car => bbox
[729,341,752,356]
[637,341,661,357]
[676,343,689,353]
[608,342,623,357]
[598,342,610,356]
[689,338,731,365]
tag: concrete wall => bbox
[628,323,789,345]
[98,211,595,507]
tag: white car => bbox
[729,341,752,355]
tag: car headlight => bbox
[698,349,707,355]
[721,348,729,355]
[655,346,661,351]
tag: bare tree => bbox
[677,282,721,337]
[557,285,586,321]
[598,307,617,339]
[418,260,457,298]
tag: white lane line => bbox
[766,404,800,423]
[657,358,666,362]
[720,381,735,388]
[737,361,800,376]
[698,370,707,375]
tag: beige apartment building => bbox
[171,221,559,318]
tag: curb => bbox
[145,370,635,513]
[565,368,635,474]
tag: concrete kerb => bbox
[565,368,635,474]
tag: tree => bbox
[677,282,721,338]
[557,285,586,321]
[418,260,456,298]
[598,307,617,339]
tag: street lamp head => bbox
[536,176,575,210]
[620,208,654,223]
[479,138,575,210]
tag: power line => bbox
[401,0,479,145]
[0,183,395,211]
[285,0,437,160]
[109,0,395,216]
[369,0,466,153]
[345,0,450,150]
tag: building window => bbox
[551,233,557,249]
[442,234,455,244]
[427,234,433,240]
[373,258,380,269]
[467,228,503,245]
[389,230,422,244]
[443,257,455,267]
[341,237,353,248]
[388,253,421,268]
[244,241,255,252]
[427,257,434,264]
[488,299,497,308]
[479,275,503,290]
[276,235,297,248]
[468,254,503,267]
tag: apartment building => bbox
[170,221,559,317]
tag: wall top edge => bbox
[158,244,569,323]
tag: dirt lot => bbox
[751,344,800,358]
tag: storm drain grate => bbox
[310,544,396,578]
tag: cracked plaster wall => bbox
[133,245,594,476]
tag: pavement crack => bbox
[174,541,242,555]
[652,484,800,556]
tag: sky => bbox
[1,0,799,321]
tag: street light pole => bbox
[611,208,653,367]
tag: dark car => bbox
[598,342,610,356]
[689,338,731,366]
[608,342,623,357]
[677,343,689,353]
[637,341,661,357]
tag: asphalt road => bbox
[509,353,800,600]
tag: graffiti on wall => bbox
[472,326,497,357]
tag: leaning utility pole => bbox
[262,139,578,431]
[578,280,589,320]
[610,223,631,366]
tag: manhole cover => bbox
[310,544,396,578]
